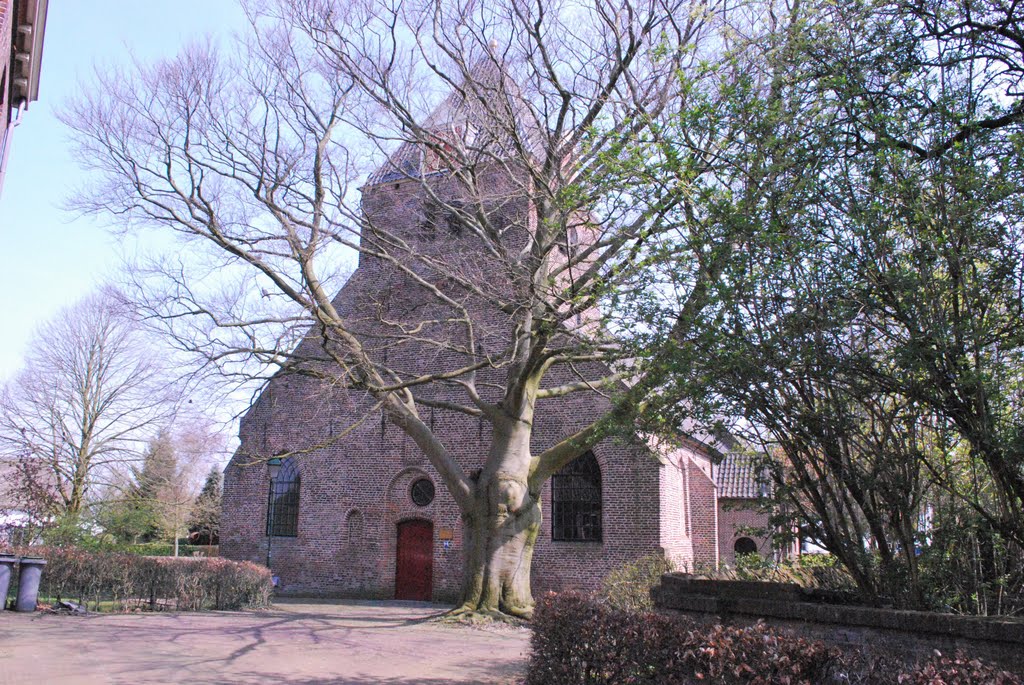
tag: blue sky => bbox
[0,1,246,381]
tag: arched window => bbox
[266,458,300,537]
[551,451,602,542]
[734,537,758,556]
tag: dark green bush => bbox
[12,546,271,612]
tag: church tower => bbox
[220,55,743,600]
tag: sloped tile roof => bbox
[716,453,770,499]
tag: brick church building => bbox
[220,63,778,601]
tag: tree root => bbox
[435,604,531,627]
[500,603,534,620]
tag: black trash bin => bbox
[15,557,46,612]
[0,555,16,610]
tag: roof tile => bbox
[716,453,770,499]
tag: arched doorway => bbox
[395,519,433,600]
[734,536,758,556]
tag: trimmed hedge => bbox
[118,543,220,557]
[527,592,1022,685]
[10,546,272,612]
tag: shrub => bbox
[528,593,1023,685]
[707,554,858,596]
[528,592,842,684]
[118,542,219,557]
[10,546,272,612]
[897,652,1023,685]
[598,553,674,611]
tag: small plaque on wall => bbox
[438,528,454,541]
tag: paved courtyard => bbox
[0,599,530,684]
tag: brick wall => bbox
[716,498,774,566]
[653,574,1024,674]
[657,451,689,570]
[688,456,718,570]
[221,336,677,601]
[656,444,724,572]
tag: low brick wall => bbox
[652,573,1024,674]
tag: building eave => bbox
[10,0,47,109]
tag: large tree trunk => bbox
[453,418,542,619]
[457,486,541,618]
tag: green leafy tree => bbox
[628,0,1024,611]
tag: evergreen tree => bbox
[187,466,221,545]
[94,472,153,545]
[131,430,180,543]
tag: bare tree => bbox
[63,0,762,617]
[0,293,177,524]
[164,419,227,555]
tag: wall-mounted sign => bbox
[438,528,454,541]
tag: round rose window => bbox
[410,478,435,507]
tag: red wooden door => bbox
[395,519,433,600]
